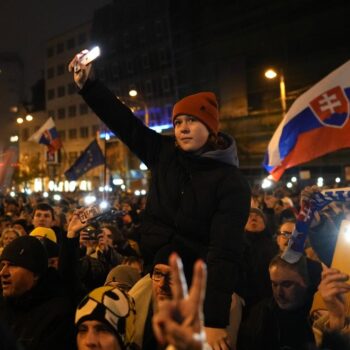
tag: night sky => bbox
[0,0,111,97]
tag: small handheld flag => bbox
[28,117,62,154]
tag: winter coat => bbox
[0,268,76,350]
[80,79,251,327]
[237,296,315,350]
[239,231,279,311]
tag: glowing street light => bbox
[264,69,277,79]
[10,135,19,143]
[25,114,33,122]
[264,68,287,115]
[129,89,138,97]
[17,117,24,124]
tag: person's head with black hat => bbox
[0,236,48,298]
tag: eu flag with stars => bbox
[64,140,105,181]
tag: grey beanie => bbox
[250,207,267,224]
[105,265,140,290]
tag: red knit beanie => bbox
[172,92,219,134]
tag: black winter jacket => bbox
[0,268,76,350]
[80,80,251,327]
[237,297,315,350]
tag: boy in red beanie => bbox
[69,53,251,349]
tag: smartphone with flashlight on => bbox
[74,46,100,73]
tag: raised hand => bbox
[68,50,93,89]
[152,253,208,350]
[67,208,87,239]
[318,264,350,330]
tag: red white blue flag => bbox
[29,117,62,154]
[264,60,350,181]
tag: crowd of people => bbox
[0,181,350,349]
[0,49,349,350]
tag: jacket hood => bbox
[201,133,239,167]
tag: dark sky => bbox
[0,0,111,97]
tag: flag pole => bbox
[103,131,109,203]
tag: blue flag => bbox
[64,140,105,181]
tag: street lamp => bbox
[128,89,149,126]
[17,114,34,124]
[264,68,287,115]
[10,135,19,143]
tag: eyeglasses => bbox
[152,269,172,283]
[278,231,293,238]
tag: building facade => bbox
[45,21,105,189]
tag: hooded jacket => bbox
[80,79,251,327]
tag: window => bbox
[66,37,75,49]
[91,124,100,136]
[57,64,65,76]
[67,82,76,95]
[142,54,150,69]
[58,130,66,141]
[138,26,146,43]
[159,48,168,65]
[111,63,119,79]
[79,103,88,115]
[47,67,54,79]
[68,151,78,162]
[68,105,77,117]
[47,89,55,100]
[162,75,170,92]
[56,42,64,54]
[155,19,164,37]
[47,47,54,58]
[123,32,130,48]
[78,32,87,45]
[145,80,153,97]
[57,86,65,97]
[126,60,134,74]
[69,129,77,139]
[48,110,55,119]
[80,127,89,138]
[57,108,66,119]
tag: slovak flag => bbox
[28,117,62,154]
[264,60,350,181]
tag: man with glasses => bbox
[128,245,181,349]
[152,264,172,302]
[276,220,295,252]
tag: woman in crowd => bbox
[68,51,251,348]
[0,227,21,254]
